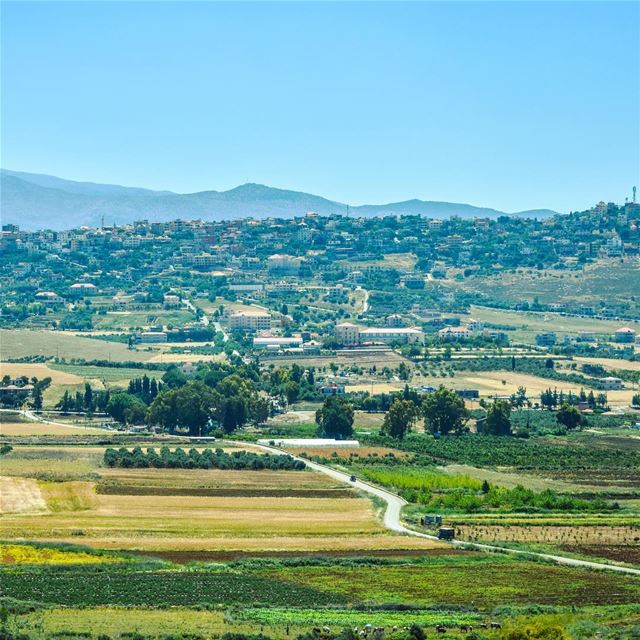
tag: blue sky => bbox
[2,1,638,213]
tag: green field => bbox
[50,362,161,382]
[0,329,154,361]
[91,309,195,331]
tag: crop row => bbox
[366,434,640,471]
[1,569,344,607]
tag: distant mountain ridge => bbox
[0,169,560,230]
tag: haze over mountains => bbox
[1,169,560,230]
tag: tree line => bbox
[103,446,306,470]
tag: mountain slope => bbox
[1,169,173,198]
[0,169,560,230]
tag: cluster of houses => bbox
[535,326,640,348]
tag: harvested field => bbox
[0,329,154,362]
[439,463,638,496]
[349,369,636,407]
[347,382,405,394]
[0,362,83,385]
[97,467,353,498]
[0,421,106,436]
[283,446,409,460]
[266,352,409,368]
[0,492,400,550]
[573,357,640,372]
[0,476,47,514]
[0,446,103,480]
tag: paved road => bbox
[246,440,640,576]
[182,298,229,342]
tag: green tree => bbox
[31,386,43,412]
[56,390,73,413]
[484,399,512,436]
[162,366,188,389]
[84,383,94,414]
[422,387,469,436]
[381,398,419,439]
[248,395,271,426]
[315,396,354,439]
[148,381,216,436]
[106,392,147,425]
[283,381,300,404]
[556,403,583,430]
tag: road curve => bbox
[244,440,640,576]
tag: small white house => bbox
[599,377,624,390]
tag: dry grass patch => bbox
[284,446,409,460]
[0,476,47,514]
[0,421,106,436]
[0,362,84,385]
[0,446,103,480]
[98,467,343,490]
[0,329,154,362]
[96,467,352,497]
[0,493,392,550]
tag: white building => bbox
[386,314,406,328]
[136,332,168,344]
[438,326,472,340]
[252,334,303,350]
[267,254,302,275]
[335,322,360,345]
[191,254,219,268]
[359,327,423,345]
[614,327,636,343]
[35,291,64,304]
[69,282,98,296]
[228,283,265,293]
[228,310,272,332]
[599,377,624,390]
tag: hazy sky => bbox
[2,1,638,213]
